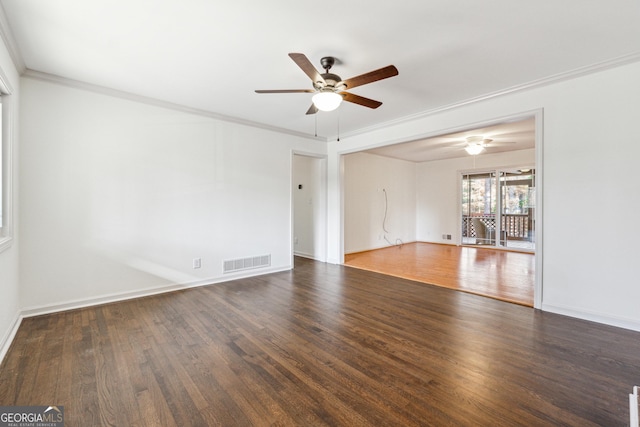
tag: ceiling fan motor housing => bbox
[315,72,343,89]
[314,56,346,91]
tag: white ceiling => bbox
[365,116,535,162]
[2,0,640,147]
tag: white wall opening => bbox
[338,109,543,308]
[292,153,328,263]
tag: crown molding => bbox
[0,4,25,73]
[335,51,640,141]
[21,49,640,144]
[22,69,326,142]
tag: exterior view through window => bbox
[461,168,535,251]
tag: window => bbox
[0,99,3,228]
[0,92,13,253]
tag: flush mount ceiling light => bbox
[465,136,492,155]
[312,90,343,112]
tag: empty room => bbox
[1,1,640,426]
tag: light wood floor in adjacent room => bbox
[2,257,639,426]
[344,242,534,306]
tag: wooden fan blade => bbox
[487,141,517,147]
[305,104,318,115]
[341,65,398,90]
[341,92,382,109]
[289,53,326,86]
[255,89,315,94]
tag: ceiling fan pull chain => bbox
[314,113,317,137]
[337,111,340,142]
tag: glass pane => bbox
[500,169,535,251]
[462,173,496,246]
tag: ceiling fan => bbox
[463,136,516,155]
[255,53,398,114]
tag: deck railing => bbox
[462,213,532,241]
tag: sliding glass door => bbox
[461,172,499,246]
[462,169,535,251]
[500,170,535,250]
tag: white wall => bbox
[292,154,326,261]
[328,60,640,331]
[343,152,416,253]
[416,149,535,243]
[18,77,323,313]
[0,34,20,361]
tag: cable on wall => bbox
[382,188,403,247]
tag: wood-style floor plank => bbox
[1,256,638,426]
[345,242,534,306]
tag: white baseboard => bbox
[0,311,22,365]
[345,240,419,256]
[417,240,457,246]
[20,265,292,319]
[1,266,291,365]
[294,251,322,261]
[542,302,640,332]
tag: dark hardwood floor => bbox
[1,257,639,426]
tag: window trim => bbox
[0,70,14,254]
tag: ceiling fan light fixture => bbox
[465,143,485,155]
[312,91,343,112]
[464,136,491,155]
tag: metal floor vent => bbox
[223,254,271,274]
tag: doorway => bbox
[339,111,543,307]
[292,153,327,262]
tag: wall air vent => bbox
[223,254,271,274]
